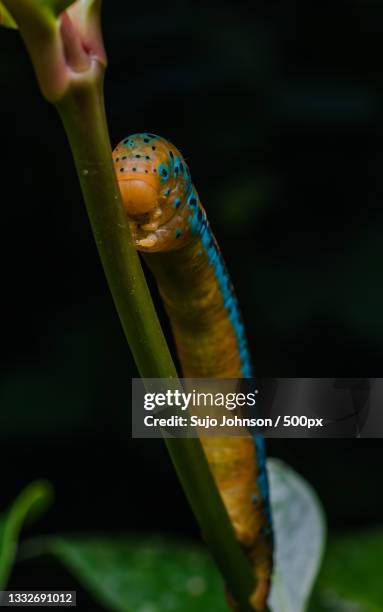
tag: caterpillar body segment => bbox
[113,133,273,610]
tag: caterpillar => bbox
[113,133,273,610]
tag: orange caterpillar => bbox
[113,133,273,610]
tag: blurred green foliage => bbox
[0,471,381,611]
[48,536,228,612]
[0,460,327,612]
[41,530,383,611]
[310,530,383,612]
[0,481,52,589]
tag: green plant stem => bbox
[57,69,174,379]
[56,69,259,611]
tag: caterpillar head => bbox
[113,133,196,252]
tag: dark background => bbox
[1,0,383,604]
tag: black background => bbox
[1,0,383,605]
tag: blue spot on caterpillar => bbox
[113,132,273,607]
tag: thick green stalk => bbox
[57,72,258,611]
[57,69,175,379]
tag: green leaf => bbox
[0,2,17,28]
[0,481,53,588]
[309,530,383,612]
[46,536,228,612]
[18,460,325,612]
[268,458,326,612]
